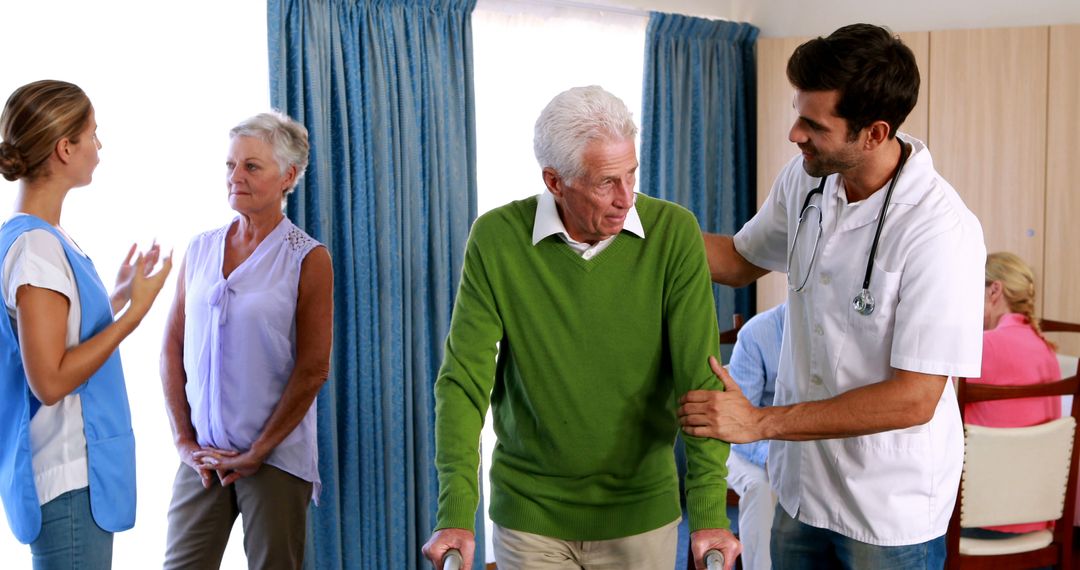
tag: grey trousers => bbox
[163,463,312,570]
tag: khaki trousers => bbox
[493,518,680,569]
[163,463,312,570]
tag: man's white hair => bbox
[533,86,637,183]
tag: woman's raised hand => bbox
[121,246,173,325]
[112,241,162,311]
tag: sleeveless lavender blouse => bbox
[183,217,322,500]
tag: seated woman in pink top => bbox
[963,251,1061,537]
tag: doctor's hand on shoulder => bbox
[678,356,764,443]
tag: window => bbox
[473,0,647,561]
[0,2,268,567]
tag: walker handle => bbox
[443,548,463,570]
[705,548,725,570]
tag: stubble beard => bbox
[800,140,861,178]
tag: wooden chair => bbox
[947,319,1080,570]
[1042,319,1080,335]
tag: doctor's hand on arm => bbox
[422,528,474,570]
[680,356,948,442]
[691,528,741,570]
[678,356,765,443]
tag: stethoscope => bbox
[790,141,912,316]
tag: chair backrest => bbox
[1043,319,1080,336]
[1059,354,1079,380]
[718,313,745,346]
[947,317,1080,569]
[1045,319,1080,436]
[960,416,1076,527]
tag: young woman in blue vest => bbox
[0,80,172,569]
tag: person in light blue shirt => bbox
[726,303,784,570]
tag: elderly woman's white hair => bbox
[230,111,310,193]
[533,86,637,183]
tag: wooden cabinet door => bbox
[1044,24,1080,354]
[928,27,1049,306]
[755,36,809,311]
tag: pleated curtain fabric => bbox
[640,12,759,321]
[267,1,480,568]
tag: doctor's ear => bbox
[862,121,892,151]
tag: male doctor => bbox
[678,23,985,569]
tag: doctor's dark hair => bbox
[787,23,919,141]
[0,80,92,182]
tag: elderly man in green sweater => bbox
[422,86,740,570]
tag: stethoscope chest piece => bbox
[852,288,876,316]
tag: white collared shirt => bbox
[733,134,985,546]
[532,191,645,258]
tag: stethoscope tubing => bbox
[860,141,912,291]
[793,140,912,316]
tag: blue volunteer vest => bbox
[0,215,136,544]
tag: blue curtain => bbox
[268,1,479,568]
[640,12,759,322]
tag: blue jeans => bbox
[771,504,945,569]
[30,487,113,570]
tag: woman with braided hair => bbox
[963,251,1061,536]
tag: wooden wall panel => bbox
[754,36,808,311]
[753,32,931,312]
[899,31,930,144]
[928,27,1049,308]
[1044,24,1080,355]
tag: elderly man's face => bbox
[547,137,638,245]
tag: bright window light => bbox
[472,0,647,562]
[0,1,268,567]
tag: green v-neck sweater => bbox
[434,193,730,540]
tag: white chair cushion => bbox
[1059,354,1077,416]
[961,417,1076,527]
[1058,353,1078,380]
[959,530,1053,556]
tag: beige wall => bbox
[1044,25,1080,354]
[928,26,1048,305]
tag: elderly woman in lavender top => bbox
[160,111,333,570]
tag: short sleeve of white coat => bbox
[891,201,985,378]
[734,156,801,273]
